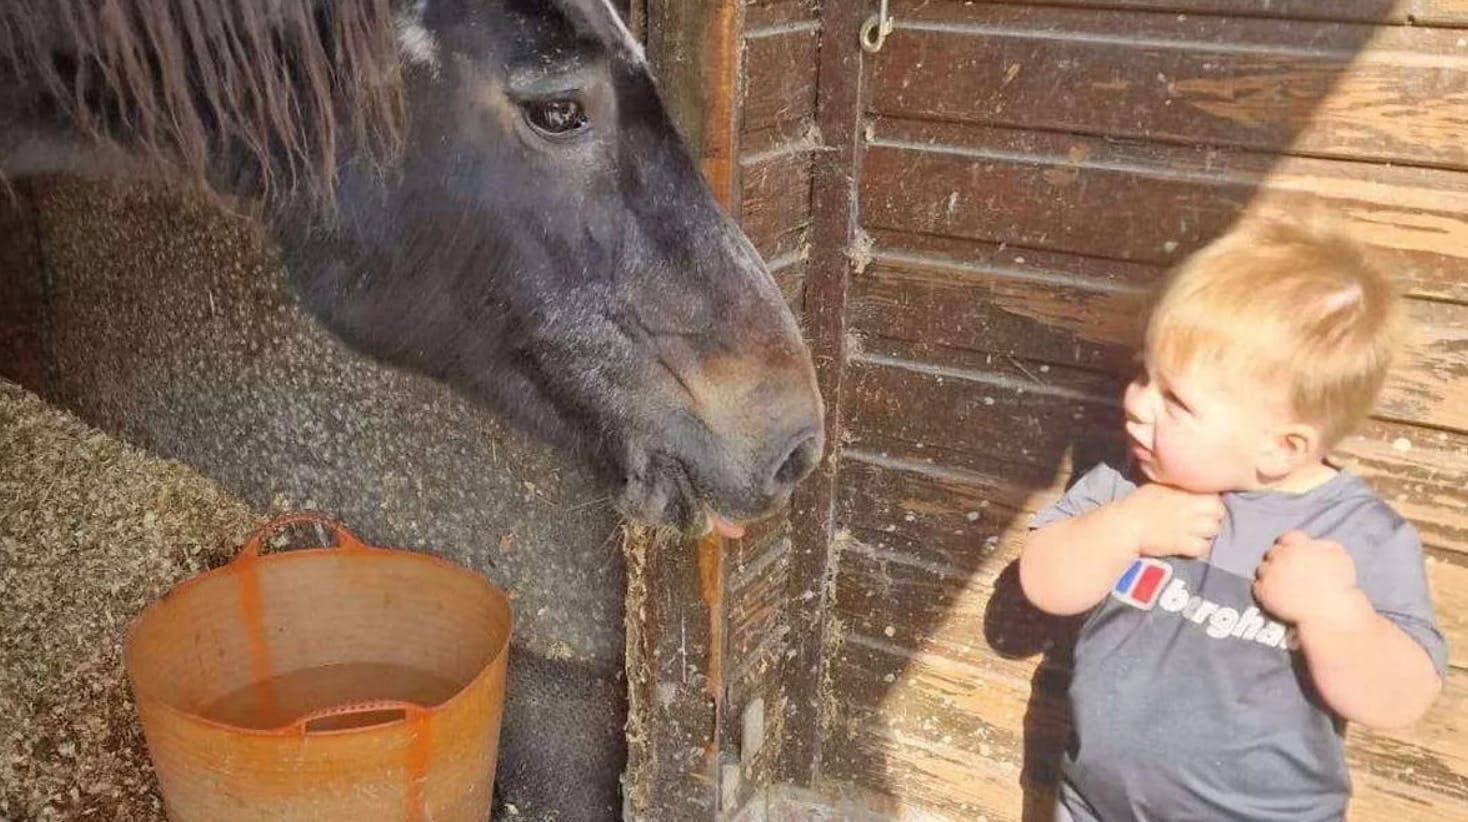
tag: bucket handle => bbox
[281,699,431,736]
[236,512,372,562]
[284,699,435,821]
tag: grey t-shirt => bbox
[1031,462,1448,822]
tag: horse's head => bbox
[287,0,823,533]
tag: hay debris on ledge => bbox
[0,379,263,821]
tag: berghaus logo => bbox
[1112,558,1298,650]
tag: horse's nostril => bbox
[772,432,821,491]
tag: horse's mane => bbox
[0,0,406,209]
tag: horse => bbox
[0,0,824,538]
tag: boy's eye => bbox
[1163,390,1191,414]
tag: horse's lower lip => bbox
[705,509,746,539]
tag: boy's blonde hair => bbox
[1146,219,1402,449]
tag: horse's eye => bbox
[524,99,590,137]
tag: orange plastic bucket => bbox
[125,514,511,821]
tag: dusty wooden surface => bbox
[978,0,1468,26]
[627,0,835,819]
[798,0,1468,819]
[627,2,820,818]
[625,2,738,813]
[740,0,822,314]
[781,0,865,796]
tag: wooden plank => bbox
[823,630,1468,821]
[1337,421,1468,555]
[849,248,1468,433]
[743,26,819,135]
[972,0,1468,26]
[1424,549,1468,675]
[768,254,806,316]
[725,627,794,796]
[725,2,815,799]
[835,452,1067,566]
[836,448,1468,658]
[723,518,795,810]
[864,228,1165,291]
[622,525,725,821]
[861,117,1468,303]
[729,537,793,668]
[781,0,866,789]
[745,0,816,13]
[633,5,744,818]
[1383,300,1468,432]
[849,249,1152,375]
[745,0,818,27]
[842,364,1468,562]
[869,4,1468,169]
[822,636,1067,822]
[833,538,1047,668]
[740,142,814,262]
[648,0,743,207]
[727,503,790,571]
[742,119,818,159]
[843,353,1121,474]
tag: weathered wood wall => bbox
[638,1,1467,819]
[723,0,826,808]
[625,2,824,818]
[809,1,1468,819]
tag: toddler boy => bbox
[1019,220,1448,821]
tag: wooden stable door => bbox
[631,2,1468,820]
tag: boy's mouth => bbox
[1127,436,1154,464]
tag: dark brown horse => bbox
[0,0,823,535]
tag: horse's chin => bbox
[614,465,751,539]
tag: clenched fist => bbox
[1253,530,1361,626]
[1119,483,1225,559]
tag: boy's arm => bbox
[1296,595,1441,728]
[1020,483,1224,616]
[1020,504,1150,616]
[1254,531,1443,728]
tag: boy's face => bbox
[1122,355,1293,493]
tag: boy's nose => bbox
[1122,381,1153,424]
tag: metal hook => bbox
[860,0,892,54]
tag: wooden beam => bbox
[626,4,745,819]
[646,0,744,209]
[783,0,867,789]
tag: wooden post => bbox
[624,3,745,820]
[781,0,865,789]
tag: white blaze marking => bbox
[395,0,440,71]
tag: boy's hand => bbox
[1253,530,1365,626]
[1118,483,1224,559]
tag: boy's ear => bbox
[1260,423,1323,478]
